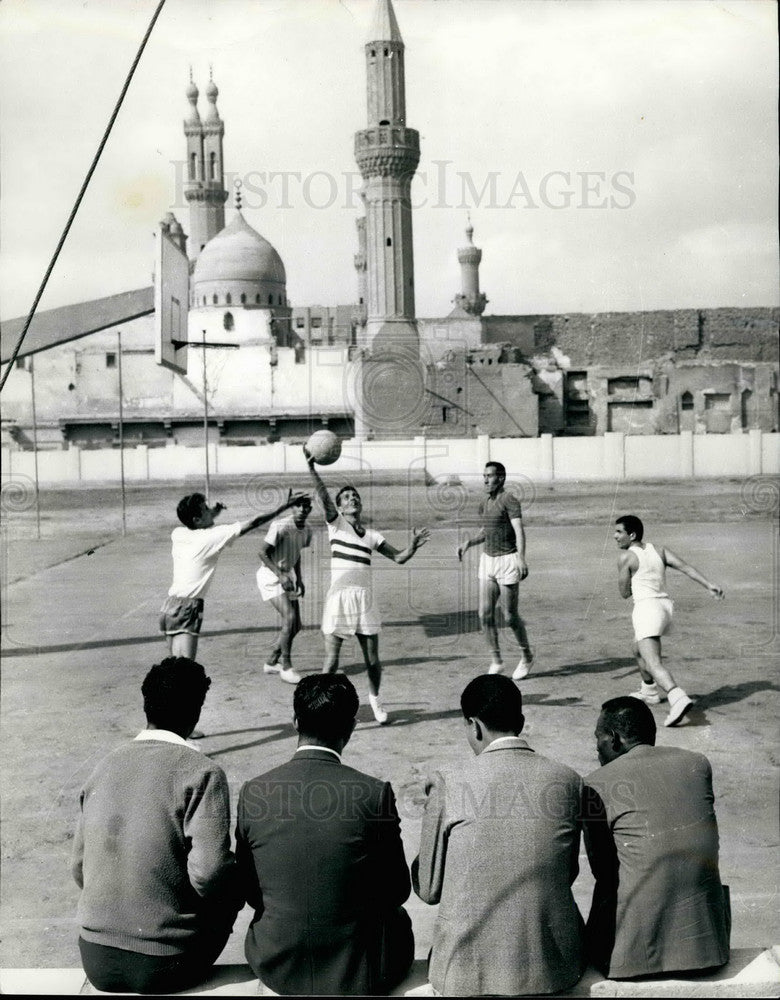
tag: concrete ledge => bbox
[589,946,780,998]
[2,949,778,997]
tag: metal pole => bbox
[29,357,41,540]
[202,330,210,503]
[117,331,127,536]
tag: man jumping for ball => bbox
[614,514,724,727]
[305,447,429,724]
[457,462,533,679]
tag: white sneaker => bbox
[278,667,301,685]
[263,662,281,674]
[369,694,389,725]
[629,687,663,706]
[512,656,534,681]
[488,661,504,675]
[665,693,694,727]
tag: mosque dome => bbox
[191,212,287,309]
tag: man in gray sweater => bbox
[72,657,241,993]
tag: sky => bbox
[0,0,777,325]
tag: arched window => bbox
[210,151,217,181]
[224,312,234,331]
[268,294,273,305]
[240,293,246,304]
[680,391,694,411]
[256,294,261,304]
[278,295,283,305]
[226,292,232,305]
[189,152,197,180]
[212,294,218,305]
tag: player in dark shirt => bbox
[457,462,533,679]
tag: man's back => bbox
[414,739,584,997]
[584,743,730,978]
[74,738,237,954]
[236,748,412,996]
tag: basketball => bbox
[306,429,342,466]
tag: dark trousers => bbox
[79,930,231,995]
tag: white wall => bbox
[3,431,777,487]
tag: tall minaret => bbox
[184,71,228,262]
[454,218,488,316]
[354,0,420,357]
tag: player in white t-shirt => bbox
[305,447,429,724]
[256,495,313,685]
[160,491,307,663]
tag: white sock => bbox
[667,686,686,703]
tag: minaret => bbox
[354,0,420,357]
[454,217,488,316]
[184,70,228,262]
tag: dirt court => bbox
[0,475,778,976]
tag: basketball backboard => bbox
[154,223,189,374]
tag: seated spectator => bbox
[583,696,730,979]
[72,657,241,994]
[412,675,584,997]
[235,673,413,996]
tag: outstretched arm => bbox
[617,550,636,599]
[238,493,308,537]
[457,528,486,562]
[378,527,430,565]
[304,447,338,523]
[662,547,725,598]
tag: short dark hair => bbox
[616,514,644,542]
[335,484,360,507]
[461,674,523,734]
[294,674,359,742]
[485,461,506,480]
[177,493,206,529]
[142,657,211,732]
[599,696,656,746]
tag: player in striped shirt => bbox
[305,448,429,724]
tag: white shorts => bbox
[322,584,381,638]
[256,566,299,603]
[632,598,673,641]
[479,552,521,586]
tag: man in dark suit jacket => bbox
[235,673,413,996]
[583,696,730,979]
[413,675,585,997]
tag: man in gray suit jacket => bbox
[583,696,730,979]
[413,675,584,997]
[235,674,413,996]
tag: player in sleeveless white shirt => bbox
[615,515,724,727]
[305,448,429,725]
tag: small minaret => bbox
[184,69,228,262]
[354,0,420,357]
[454,217,488,316]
